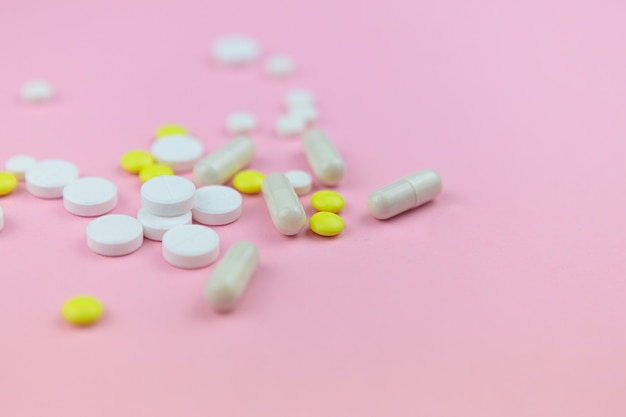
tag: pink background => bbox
[1,0,626,416]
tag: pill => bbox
[212,35,260,64]
[288,106,319,124]
[226,112,257,134]
[193,136,255,186]
[368,169,442,220]
[136,208,192,241]
[275,115,306,136]
[139,164,174,182]
[285,89,315,107]
[0,172,17,196]
[205,241,259,312]
[0,207,4,231]
[156,124,188,138]
[86,214,143,256]
[63,177,118,217]
[120,150,154,174]
[151,135,204,173]
[193,185,243,226]
[61,296,104,326]
[21,80,53,102]
[162,225,220,269]
[232,169,265,194]
[284,170,313,196]
[301,129,346,186]
[309,212,344,237]
[141,175,196,217]
[5,155,37,180]
[311,190,345,213]
[262,173,307,236]
[25,159,79,199]
[265,55,295,77]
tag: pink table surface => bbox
[1,0,625,416]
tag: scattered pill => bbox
[0,207,4,231]
[301,129,346,186]
[136,208,192,241]
[156,124,188,138]
[139,164,174,182]
[275,115,306,136]
[21,80,53,102]
[309,212,344,237]
[193,136,256,186]
[265,55,295,77]
[285,89,315,108]
[262,173,307,236]
[284,170,313,196]
[63,177,118,217]
[151,135,204,173]
[141,176,196,217]
[311,190,345,213]
[61,296,104,326]
[368,170,442,220]
[0,172,18,196]
[288,105,319,124]
[205,241,259,312]
[193,185,243,226]
[120,150,154,174]
[5,155,37,180]
[25,159,79,199]
[232,169,265,194]
[212,35,260,64]
[162,225,220,269]
[86,214,143,256]
[226,112,257,134]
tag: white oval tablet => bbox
[275,115,306,137]
[193,185,243,226]
[21,80,53,102]
[162,225,220,269]
[141,176,196,217]
[285,89,315,108]
[212,35,260,64]
[137,208,192,241]
[25,159,79,199]
[265,55,295,77]
[288,106,319,124]
[63,177,118,217]
[5,155,37,180]
[226,112,257,134]
[151,135,204,173]
[86,214,143,256]
[284,170,313,196]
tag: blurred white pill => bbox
[141,176,196,217]
[86,214,143,256]
[226,112,257,134]
[162,225,220,269]
[193,185,243,226]
[151,135,204,173]
[288,106,319,124]
[63,177,118,217]
[25,159,79,199]
[265,55,295,77]
[21,80,53,102]
[284,170,313,196]
[285,89,315,108]
[136,208,192,241]
[275,115,306,137]
[5,155,37,180]
[212,35,260,64]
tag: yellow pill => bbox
[0,172,18,196]
[309,212,344,237]
[232,170,265,194]
[61,296,104,326]
[120,150,155,174]
[156,124,188,138]
[310,190,345,213]
[139,164,174,182]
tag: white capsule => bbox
[301,129,346,186]
[368,170,442,220]
[262,173,307,236]
[205,241,259,312]
[193,137,255,186]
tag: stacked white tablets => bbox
[275,89,319,136]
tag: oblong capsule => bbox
[193,136,255,186]
[368,169,442,220]
[301,129,346,186]
[204,241,259,312]
[262,173,307,235]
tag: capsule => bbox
[301,129,346,186]
[205,241,259,312]
[368,170,442,220]
[193,136,255,186]
[262,173,307,235]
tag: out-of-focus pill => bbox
[368,170,442,220]
[151,135,204,173]
[5,155,37,180]
[285,89,314,107]
[288,106,318,124]
[61,296,104,326]
[193,137,255,186]
[262,173,307,236]
[284,170,313,196]
[86,214,143,256]
[141,176,196,217]
[311,190,345,213]
[162,225,220,269]
[120,150,154,174]
[0,172,18,196]
[21,80,53,102]
[25,160,79,199]
[139,164,174,182]
[205,241,259,312]
[265,55,295,77]
[136,208,192,241]
[232,169,265,194]
[275,115,306,136]
[212,35,260,64]
[156,124,188,138]
[301,129,345,186]
[226,112,257,134]
[193,185,242,226]
[309,212,344,237]
[63,177,118,217]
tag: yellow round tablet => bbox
[156,124,188,138]
[120,150,154,174]
[0,172,18,196]
[310,190,345,213]
[139,164,174,182]
[232,170,265,194]
[310,212,344,237]
[61,296,104,326]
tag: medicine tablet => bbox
[309,212,344,237]
[212,35,260,64]
[151,135,204,173]
[61,296,104,326]
[0,207,4,231]
[141,176,196,217]
[137,208,192,241]
[226,112,257,134]
[301,129,346,186]
[232,169,265,194]
[5,155,37,180]
[284,170,313,196]
[162,225,220,269]
[86,214,143,256]
[285,89,315,108]
[156,124,188,138]
[0,172,18,196]
[25,159,79,199]
[139,164,174,182]
[193,185,243,226]
[120,150,154,174]
[275,115,306,136]
[311,190,345,213]
[193,137,256,186]
[288,106,319,124]
[21,80,53,102]
[262,173,307,236]
[63,177,118,217]
[265,55,295,77]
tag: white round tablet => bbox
[21,80,53,102]
[5,155,37,180]
[193,185,243,226]
[25,159,79,199]
[265,55,295,77]
[275,115,306,136]
[285,89,315,108]
[137,208,192,241]
[226,111,257,134]
[86,214,143,256]
[212,35,260,64]
[141,175,196,217]
[151,135,204,173]
[162,225,220,269]
[288,106,319,124]
[285,170,313,196]
[63,177,118,217]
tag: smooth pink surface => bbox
[1,1,626,416]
